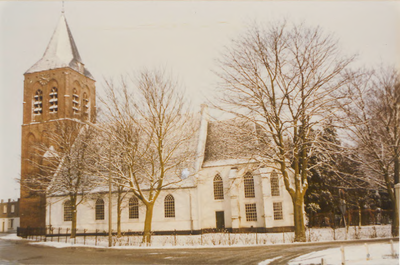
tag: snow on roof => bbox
[43,145,58,158]
[25,14,94,80]
[203,118,262,163]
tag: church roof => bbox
[25,14,94,80]
[203,118,261,163]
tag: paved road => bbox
[0,237,397,264]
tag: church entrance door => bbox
[215,211,225,231]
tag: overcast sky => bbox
[0,1,399,200]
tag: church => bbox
[20,14,295,234]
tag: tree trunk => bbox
[292,193,306,242]
[117,192,122,237]
[143,203,155,244]
[393,154,399,236]
[392,203,399,237]
[71,205,77,238]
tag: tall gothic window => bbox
[95,199,105,220]
[72,88,79,114]
[213,174,224,200]
[49,87,58,113]
[273,202,283,220]
[33,89,43,114]
[64,200,72,221]
[270,171,280,196]
[129,197,139,219]
[244,172,255,198]
[164,194,175,218]
[82,92,89,119]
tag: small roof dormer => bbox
[25,14,94,80]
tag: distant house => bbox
[20,13,295,234]
[0,199,20,233]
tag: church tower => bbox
[20,14,96,229]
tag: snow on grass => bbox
[30,241,105,249]
[0,233,24,240]
[1,225,395,249]
[288,241,399,265]
[258,256,282,265]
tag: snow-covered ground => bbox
[1,230,399,264]
[0,225,395,248]
[286,241,399,265]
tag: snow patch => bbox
[0,234,24,240]
[258,256,282,265]
[288,242,399,265]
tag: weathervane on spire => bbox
[61,1,65,14]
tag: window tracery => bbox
[164,194,175,218]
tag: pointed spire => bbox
[25,14,94,80]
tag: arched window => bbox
[164,194,175,218]
[95,199,104,220]
[270,171,280,196]
[72,88,79,114]
[213,174,224,200]
[82,92,89,120]
[64,200,72,221]
[129,197,139,219]
[33,89,43,114]
[49,87,58,113]
[244,172,255,198]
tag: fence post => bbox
[395,184,400,227]
[174,230,177,246]
[74,229,77,245]
[58,228,60,242]
[65,228,69,243]
[341,245,345,265]
[365,243,370,260]
[95,229,98,246]
[256,229,258,244]
[390,240,395,257]
[84,229,86,245]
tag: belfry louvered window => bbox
[244,172,255,198]
[270,171,280,196]
[82,92,89,119]
[64,200,72,221]
[213,174,224,200]
[164,194,175,218]
[33,89,43,114]
[49,87,58,113]
[72,88,79,114]
[129,197,139,219]
[95,199,105,220]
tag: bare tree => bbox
[215,21,354,241]
[23,121,99,238]
[94,70,197,244]
[337,67,399,236]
